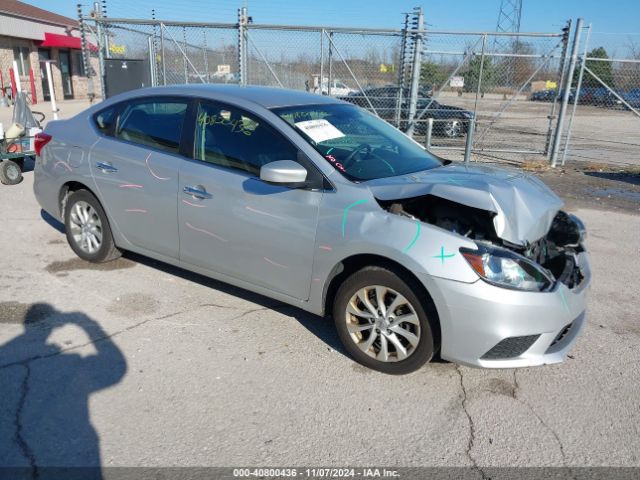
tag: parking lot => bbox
[1,147,639,475]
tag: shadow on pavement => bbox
[125,251,348,356]
[0,303,126,480]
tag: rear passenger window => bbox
[94,106,117,135]
[115,100,188,154]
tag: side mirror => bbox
[260,160,308,187]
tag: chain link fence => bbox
[559,28,640,166]
[82,10,640,167]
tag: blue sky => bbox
[27,0,640,53]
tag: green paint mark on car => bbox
[433,245,455,264]
[341,199,369,238]
[403,221,421,253]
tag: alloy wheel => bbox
[444,120,462,137]
[69,200,103,254]
[344,285,421,362]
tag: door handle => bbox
[183,185,212,200]
[96,161,118,173]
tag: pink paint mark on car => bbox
[125,208,147,213]
[319,245,333,251]
[263,256,288,269]
[245,206,284,220]
[53,161,72,172]
[119,183,143,189]
[182,199,205,208]
[145,153,170,180]
[185,222,227,242]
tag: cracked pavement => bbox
[1,170,639,469]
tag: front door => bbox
[178,100,322,300]
[38,49,52,101]
[58,50,73,99]
[89,97,189,259]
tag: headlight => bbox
[460,243,553,292]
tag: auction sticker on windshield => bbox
[295,119,345,143]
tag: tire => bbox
[442,119,463,138]
[0,160,23,185]
[64,189,121,263]
[333,266,436,375]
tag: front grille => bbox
[549,322,574,348]
[481,335,540,360]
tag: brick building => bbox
[0,0,99,104]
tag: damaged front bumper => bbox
[421,251,591,368]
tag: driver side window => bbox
[193,101,298,176]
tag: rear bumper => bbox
[421,251,591,368]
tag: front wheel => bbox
[333,266,435,374]
[443,119,464,138]
[64,189,121,263]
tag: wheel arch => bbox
[58,180,99,219]
[322,253,441,350]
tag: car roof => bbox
[112,84,344,109]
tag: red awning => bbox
[39,32,98,52]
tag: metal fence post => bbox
[183,26,188,83]
[147,36,156,87]
[395,13,409,128]
[93,2,106,99]
[425,117,433,149]
[473,34,487,118]
[203,30,209,82]
[464,117,475,164]
[319,29,324,93]
[328,31,333,96]
[550,18,583,167]
[561,23,591,166]
[406,7,424,137]
[545,19,571,156]
[237,7,247,86]
[160,24,166,85]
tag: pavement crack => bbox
[199,303,236,310]
[15,364,38,479]
[512,370,575,477]
[0,310,184,371]
[456,365,488,480]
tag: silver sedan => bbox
[33,85,591,374]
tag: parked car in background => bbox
[314,79,356,97]
[530,89,557,102]
[621,89,640,109]
[339,85,473,137]
[33,85,590,374]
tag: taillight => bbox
[34,132,52,157]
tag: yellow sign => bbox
[546,80,558,90]
[109,44,126,55]
[380,64,395,73]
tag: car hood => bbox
[366,164,564,245]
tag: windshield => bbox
[272,103,442,181]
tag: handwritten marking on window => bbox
[197,111,257,136]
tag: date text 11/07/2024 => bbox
[232,468,400,478]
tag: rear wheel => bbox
[333,266,435,374]
[0,160,23,185]
[64,189,121,263]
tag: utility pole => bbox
[405,7,424,137]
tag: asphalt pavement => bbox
[0,164,639,475]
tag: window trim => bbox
[183,97,329,191]
[12,46,31,77]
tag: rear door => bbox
[178,99,323,300]
[89,97,188,259]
